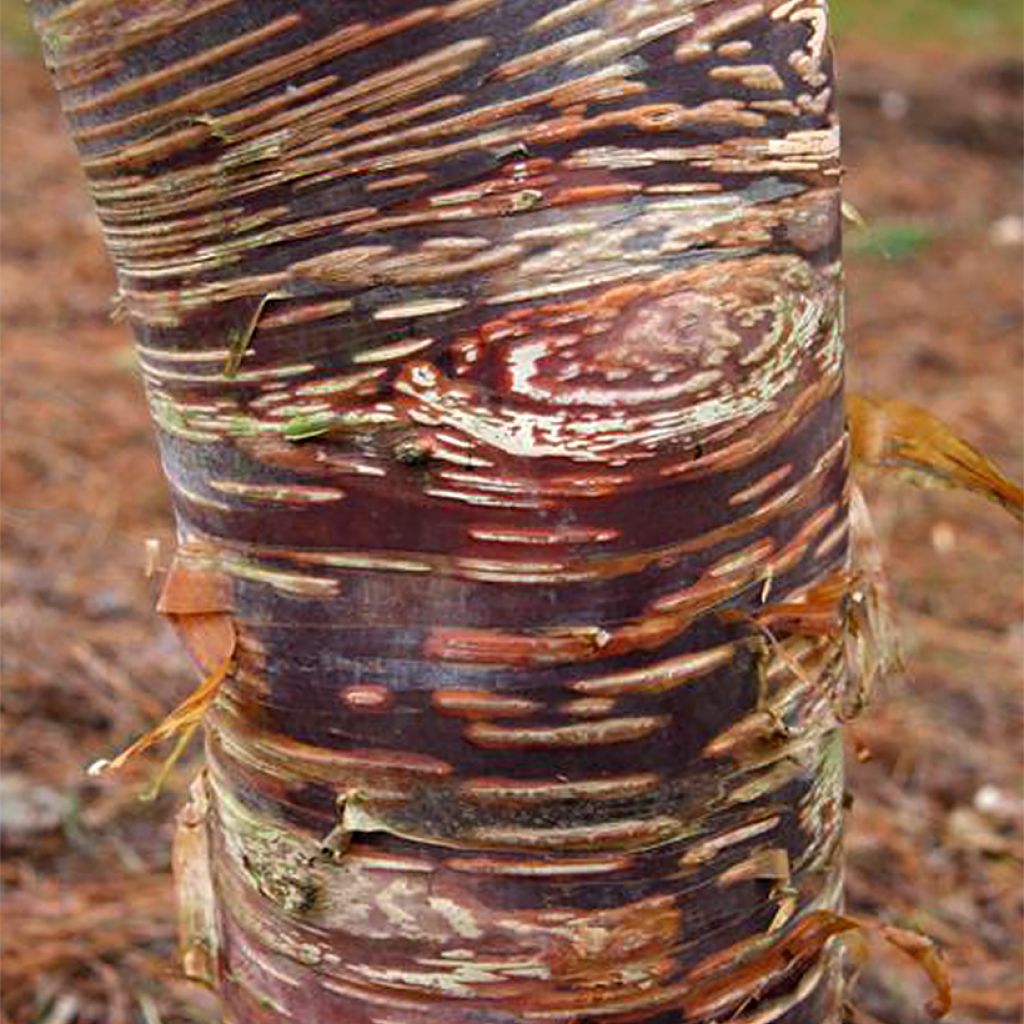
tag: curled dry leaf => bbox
[836,917,953,1022]
[880,925,953,1019]
[847,392,1024,520]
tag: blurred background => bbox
[1,2,1021,1022]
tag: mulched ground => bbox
[1,29,1021,1024]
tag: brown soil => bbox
[1,35,1021,1024]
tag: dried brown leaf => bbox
[847,393,1023,520]
[880,925,953,1019]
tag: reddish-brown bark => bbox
[33,1,849,1020]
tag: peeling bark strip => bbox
[34,1,848,1020]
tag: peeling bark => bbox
[33,1,850,1020]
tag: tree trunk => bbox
[33,1,848,1020]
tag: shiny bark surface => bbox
[33,1,848,1020]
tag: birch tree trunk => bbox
[33,1,848,1020]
